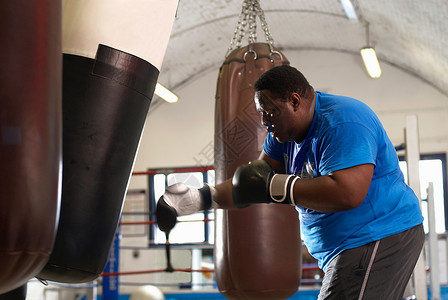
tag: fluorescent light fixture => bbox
[340,0,358,22]
[155,83,178,103]
[360,47,382,78]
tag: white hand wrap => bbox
[269,174,298,206]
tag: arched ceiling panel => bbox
[155,0,448,102]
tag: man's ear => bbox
[290,92,300,111]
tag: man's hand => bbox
[232,160,298,208]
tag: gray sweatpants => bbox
[318,223,424,300]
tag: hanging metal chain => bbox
[247,0,257,45]
[254,0,275,49]
[226,0,277,57]
[226,1,249,55]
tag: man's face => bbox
[254,89,295,143]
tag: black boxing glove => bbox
[232,160,298,208]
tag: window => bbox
[148,167,215,247]
[399,154,447,233]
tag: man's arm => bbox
[290,163,374,212]
[233,151,374,213]
[157,149,285,217]
[157,149,373,228]
[258,150,285,173]
[211,179,233,209]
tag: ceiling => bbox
[154,0,448,105]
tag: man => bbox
[158,65,424,299]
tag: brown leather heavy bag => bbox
[0,0,62,294]
[214,43,302,299]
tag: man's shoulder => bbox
[317,92,376,126]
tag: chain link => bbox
[226,0,276,57]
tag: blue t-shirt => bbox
[263,91,423,271]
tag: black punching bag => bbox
[37,0,179,283]
[37,45,159,282]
